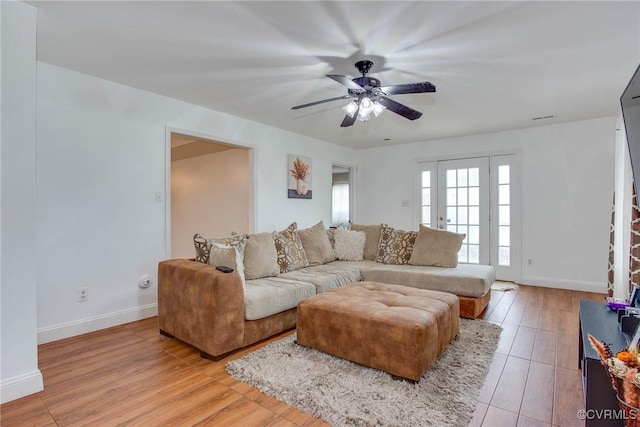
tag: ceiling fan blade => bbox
[291,95,351,110]
[340,110,358,127]
[377,97,423,120]
[380,82,436,95]
[328,74,365,92]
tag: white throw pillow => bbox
[333,228,366,261]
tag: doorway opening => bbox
[169,132,251,259]
[332,164,354,227]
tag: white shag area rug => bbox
[491,281,519,291]
[226,318,502,427]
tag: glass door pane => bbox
[437,158,490,265]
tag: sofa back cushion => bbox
[350,223,382,261]
[273,223,309,273]
[375,224,417,265]
[242,232,280,280]
[409,225,465,268]
[297,221,336,266]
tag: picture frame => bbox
[288,154,312,199]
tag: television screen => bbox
[622,64,640,192]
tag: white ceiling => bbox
[28,1,640,149]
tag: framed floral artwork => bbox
[288,154,312,199]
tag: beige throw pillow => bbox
[242,232,279,280]
[375,224,418,265]
[297,221,336,266]
[193,233,247,287]
[409,225,465,268]
[273,223,309,273]
[350,223,382,261]
[207,237,247,288]
[334,227,366,261]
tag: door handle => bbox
[439,224,444,229]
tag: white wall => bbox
[0,1,44,403]
[35,62,356,343]
[356,117,616,292]
[171,148,250,259]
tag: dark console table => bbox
[579,299,630,426]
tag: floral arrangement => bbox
[589,333,640,409]
[290,157,309,182]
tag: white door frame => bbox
[415,149,522,283]
[331,162,357,225]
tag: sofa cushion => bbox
[362,263,495,298]
[273,223,309,273]
[278,263,361,293]
[242,232,280,280]
[297,221,336,266]
[243,277,316,320]
[350,223,382,261]
[409,225,466,268]
[334,227,366,261]
[325,259,379,275]
[375,224,417,265]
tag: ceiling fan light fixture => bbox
[342,101,359,118]
[357,111,371,122]
[372,101,386,117]
[359,97,373,113]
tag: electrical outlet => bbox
[78,287,88,302]
[138,275,152,289]
[527,259,533,266]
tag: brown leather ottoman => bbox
[296,281,460,381]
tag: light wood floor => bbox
[0,285,603,427]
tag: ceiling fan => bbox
[292,60,436,127]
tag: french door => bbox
[418,155,520,281]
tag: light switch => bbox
[155,191,164,202]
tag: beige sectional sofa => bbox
[158,221,495,360]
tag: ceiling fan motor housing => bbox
[349,77,381,96]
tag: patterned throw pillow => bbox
[194,234,211,263]
[273,223,309,273]
[375,224,418,265]
[334,227,366,261]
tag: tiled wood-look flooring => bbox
[1,285,603,426]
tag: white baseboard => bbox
[519,275,607,293]
[0,370,44,404]
[37,303,158,344]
